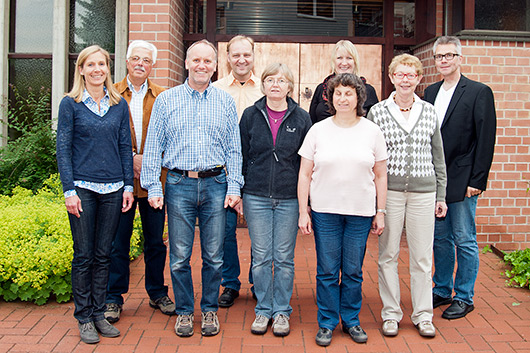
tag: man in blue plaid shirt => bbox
[141,39,243,338]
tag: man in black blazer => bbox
[424,36,496,320]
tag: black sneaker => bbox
[315,327,333,346]
[149,295,176,315]
[78,321,100,344]
[218,287,239,308]
[343,325,367,343]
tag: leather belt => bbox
[172,166,223,178]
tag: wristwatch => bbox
[376,208,387,215]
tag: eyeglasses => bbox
[433,53,459,61]
[264,77,288,86]
[129,56,153,65]
[393,72,418,80]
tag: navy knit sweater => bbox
[56,96,133,193]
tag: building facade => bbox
[2,0,530,250]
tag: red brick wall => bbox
[129,0,186,88]
[416,40,530,251]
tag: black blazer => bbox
[424,75,496,204]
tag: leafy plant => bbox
[481,245,492,254]
[0,85,57,195]
[0,174,145,305]
[504,248,530,289]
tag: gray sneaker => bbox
[201,311,220,336]
[94,319,120,338]
[250,315,270,335]
[104,303,122,323]
[343,324,368,343]
[272,314,290,336]
[78,321,100,344]
[149,295,176,315]
[175,314,194,337]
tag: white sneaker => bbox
[416,320,436,337]
[250,315,270,335]
[382,319,399,336]
[272,314,290,337]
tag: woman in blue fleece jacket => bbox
[239,63,311,337]
[56,45,133,345]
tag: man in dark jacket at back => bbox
[424,36,496,320]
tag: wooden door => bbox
[217,42,382,113]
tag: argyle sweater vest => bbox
[368,101,441,194]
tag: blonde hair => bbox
[260,63,295,97]
[67,45,122,105]
[186,39,218,63]
[227,35,255,53]
[331,40,360,75]
[388,53,423,76]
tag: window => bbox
[394,0,415,38]
[298,0,334,19]
[8,0,53,139]
[475,0,530,31]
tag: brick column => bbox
[129,0,186,88]
[416,40,530,251]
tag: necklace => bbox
[393,95,415,112]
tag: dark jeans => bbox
[69,187,123,324]
[106,197,168,305]
[221,207,241,291]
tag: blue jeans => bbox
[221,207,241,291]
[312,211,372,330]
[165,170,227,314]
[69,187,123,324]
[243,194,298,319]
[106,197,168,305]
[433,195,479,305]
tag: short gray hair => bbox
[433,36,462,56]
[127,40,158,64]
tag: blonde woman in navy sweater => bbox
[56,45,134,345]
[367,54,447,338]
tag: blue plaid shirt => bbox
[141,80,243,198]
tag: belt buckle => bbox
[188,171,199,178]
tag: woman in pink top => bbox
[298,73,387,347]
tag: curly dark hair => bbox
[326,73,366,117]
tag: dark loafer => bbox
[218,287,239,308]
[442,300,474,319]
[433,293,452,308]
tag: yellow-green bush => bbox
[0,174,144,305]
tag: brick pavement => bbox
[1,228,529,352]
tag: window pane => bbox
[211,0,383,37]
[13,0,53,53]
[394,0,415,38]
[69,0,116,53]
[186,0,206,34]
[8,58,52,139]
[475,0,530,31]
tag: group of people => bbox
[56,35,496,346]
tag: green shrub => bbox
[0,174,145,305]
[504,248,530,289]
[0,85,57,195]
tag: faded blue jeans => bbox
[312,211,372,330]
[69,187,123,324]
[243,194,298,319]
[165,170,227,314]
[433,195,479,305]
